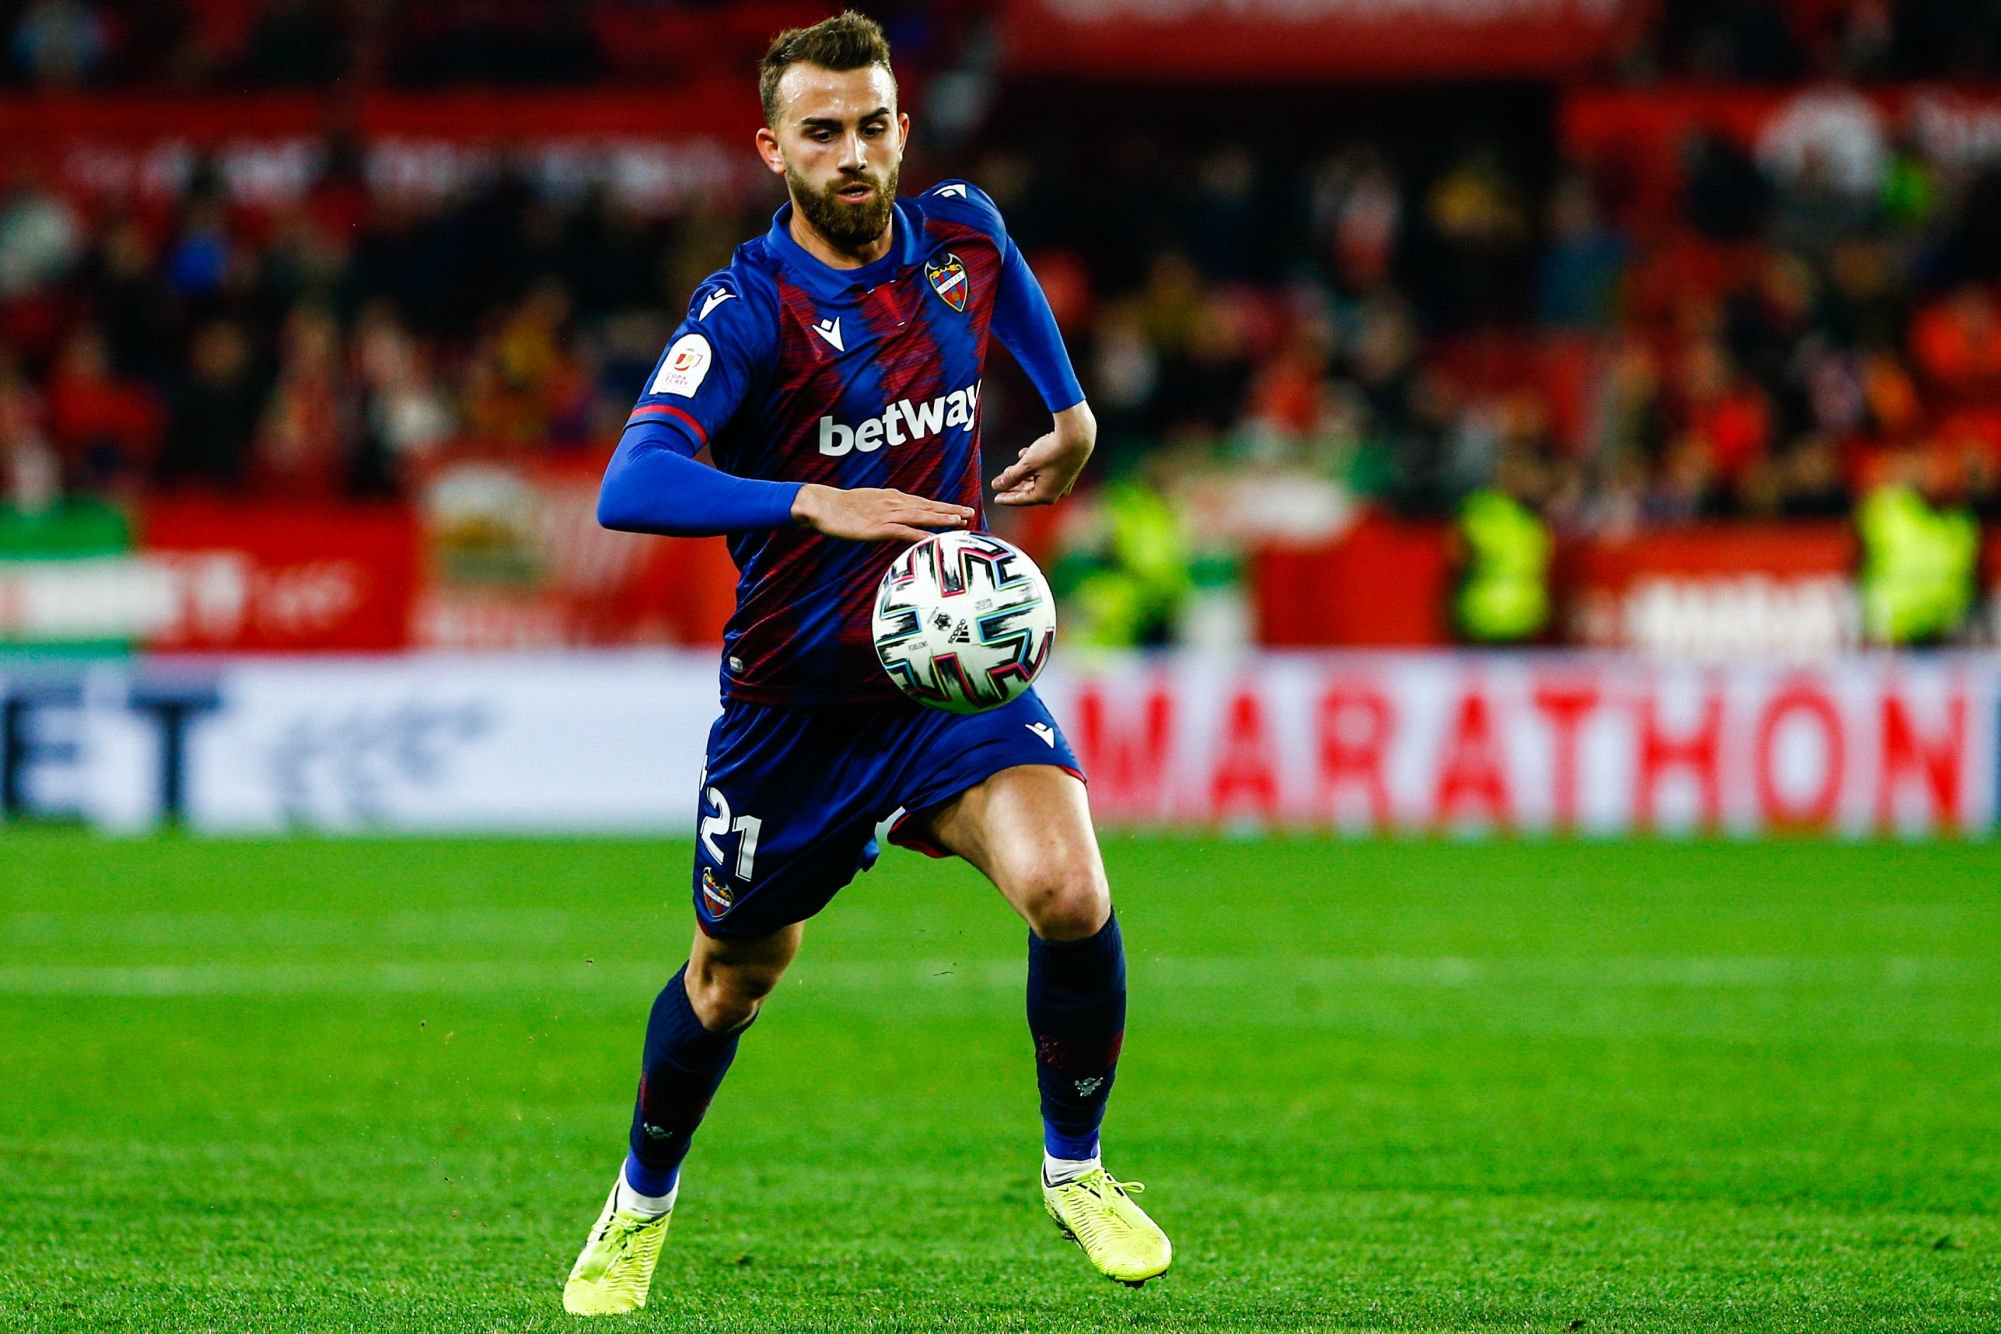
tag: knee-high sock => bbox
[1026,911,1126,1161]
[625,965,743,1196]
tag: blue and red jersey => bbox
[599,180,1084,706]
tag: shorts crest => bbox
[700,866,736,917]
[925,252,970,313]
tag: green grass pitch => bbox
[2,833,1997,1332]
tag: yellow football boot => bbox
[1042,1167,1172,1286]
[562,1182,673,1316]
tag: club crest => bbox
[700,866,735,917]
[925,252,969,312]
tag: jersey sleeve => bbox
[598,274,802,536]
[921,180,1085,414]
[917,179,1011,246]
[993,239,1085,413]
[622,273,773,456]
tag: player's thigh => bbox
[921,763,1110,940]
[692,701,880,941]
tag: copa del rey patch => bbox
[925,253,969,312]
[650,333,712,397]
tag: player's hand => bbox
[791,484,975,543]
[992,402,1096,506]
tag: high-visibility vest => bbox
[1456,488,1552,643]
[1857,484,1979,645]
[1069,480,1192,648]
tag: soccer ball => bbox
[872,531,1056,714]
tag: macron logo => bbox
[812,317,845,352]
[699,289,735,320]
[932,184,969,199]
[1027,723,1056,748]
[819,382,981,456]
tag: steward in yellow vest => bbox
[1857,480,1979,646]
[1059,478,1192,648]
[1454,464,1553,645]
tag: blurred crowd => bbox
[1,0,956,90]
[10,0,2001,90]
[968,106,2001,543]
[3,0,2001,552]
[0,155,747,505]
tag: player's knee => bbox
[1014,860,1111,942]
[686,958,782,1031]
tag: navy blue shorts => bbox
[688,688,1083,939]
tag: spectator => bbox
[1308,146,1402,295]
[1422,143,1531,328]
[356,303,455,474]
[1778,434,1855,518]
[0,168,82,299]
[1910,284,2001,406]
[44,323,163,493]
[1537,174,1628,331]
[8,0,106,86]
[1678,342,1775,488]
[254,306,357,496]
[1682,131,1771,242]
[0,353,59,511]
[159,321,266,490]
[164,196,233,300]
[80,215,167,378]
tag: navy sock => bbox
[1026,910,1126,1161]
[625,965,743,1196]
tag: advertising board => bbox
[2,651,1988,837]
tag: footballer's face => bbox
[757,63,908,252]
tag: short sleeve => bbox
[916,179,1009,249]
[624,273,775,454]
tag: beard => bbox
[788,160,899,249]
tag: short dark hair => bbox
[759,11,894,127]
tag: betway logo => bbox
[819,382,980,456]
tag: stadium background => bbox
[3,4,1999,1331]
[3,0,2000,833]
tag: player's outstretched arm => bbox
[792,484,975,543]
[992,401,1097,507]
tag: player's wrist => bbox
[1052,401,1097,453]
[791,484,829,529]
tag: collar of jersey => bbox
[764,200,921,300]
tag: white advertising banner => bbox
[1042,654,1995,837]
[0,651,1992,836]
[69,654,722,834]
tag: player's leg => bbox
[917,764,1170,1285]
[565,922,801,1316]
[921,764,1119,1151]
[567,697,885,1314]
[628,922,801,1198]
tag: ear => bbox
[897,112,911,155]
[754,126,786,177]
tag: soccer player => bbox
[563,11,1169,1315]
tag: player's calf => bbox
[685,946,788,1030]
[1028,908,1126,1166]
[629,926,799,1190]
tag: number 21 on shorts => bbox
[699,785,762,881]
